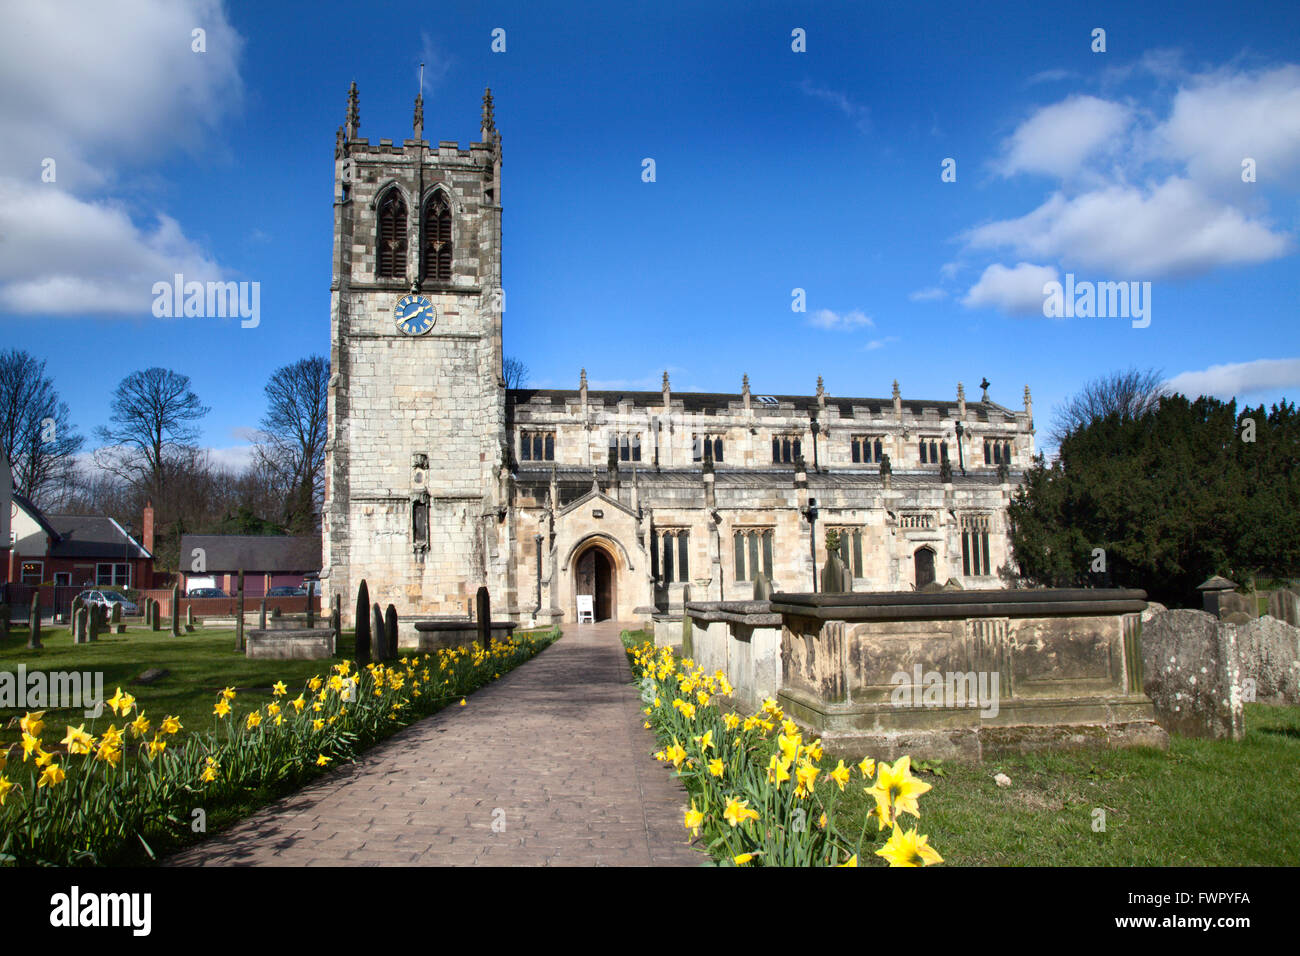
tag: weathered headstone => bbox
[235,569,246,651]
[170,585,181,637]
[75,607,89,644]
[305,581,315,629]
[185,604,194,633]
[259,599,267,629]
[384,604,398,660]
[27,594,42,649]
[114,602,127,634]
[151,596,161,632]
[476,586,491,650]
[371,603,387,661]
[354,579,371,666]
[1230,616,1300,704]
[820,552,852,594]
[1142,609,1244,740]
[88,604,100,642]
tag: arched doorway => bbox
[575,544,618,621]
[914,547,936,589]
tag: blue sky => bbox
[1,0,1298,469]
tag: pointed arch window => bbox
[376,189,407,279]
[423,191,453,283]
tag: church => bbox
[322,87,1036,628]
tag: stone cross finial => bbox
[481,87,496,135]
[662,371,670,390]
[413,93,424,140]
[579,368,587,389]
[742,374,750,393]
[1024,385,1033,415]
[816,375,825,406]
[980,377,991,402]
[892,379,902,419]
[957,382,966,417]
[345,81,360,140]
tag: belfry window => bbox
[919,439,947,465]
[423,191,453,283]
[377,189,408,279]
[851,435,884,464]
[984,439,1013,466]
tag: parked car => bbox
[187,587,227,598]
[76,590,140,617]
[266,585,304,597]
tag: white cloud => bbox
[799,79,871,133]
[207,444,257,471]
[963,179,1289,277]
[0,0,244,316]
[908,287,947,302]
[806,308,874,331]
[1153,65,1300,186]
[863,336,900,351]
[996,95,1133,179]
[1165,358,1300,400]
[961,262,1059,315]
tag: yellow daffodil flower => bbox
[866,755,932,823]
[272,681,287,697]
[722,798,759,827]
[213,699,231,718]
[733,853,754,865]
[130,713,151,737]
[61,725,94,755]
[37,762,66,788]
[858,756,875,779]
[683,802,704,836]
[876,826,943,867]
[0,775,15,805]
[246,711,262,730]
[18,711,44,737]
[830,760,851,791]
[316,754,331,766]
[708,758,724,778]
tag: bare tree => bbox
[503,356,530,390]
[0,349,84,507]
[1051,367,1168,445]
[253,355,328,533]
[94,368,210,500]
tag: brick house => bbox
[4,494,155,590]
[178,535,321,597]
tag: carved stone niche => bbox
[411,491,430,553]
[412,452,429,494]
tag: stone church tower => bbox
[323,84,506,626]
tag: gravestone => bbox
[820,552,852,593]
[305,582,315,628]
[330,592,341,640]
[185,604,194,633]
[476,586,491,650]
[1267,589,1299,627]
[170,585,181,637]
[75,607,89,644]
[151,597,161,631]
[371,603,387,661]
[1230,616,1300,704]
[235,569,246,651]
[384,604,398,660]
[87,604,100,642]
[27,595,42,649]
[1142,609,1244,740]
[260,599,267,629]
[354,579,371,666]
[752,572,772,601]
[1198,575,1238,617]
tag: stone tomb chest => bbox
[770,588,1167,761]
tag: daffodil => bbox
[708,758,724,778]
[130,713,151,737]
[694,730,714,752]
[722,713,740,731]
[221,686,237,700]
[147,737,167,759]
[829,759,851,791]
[267,702,280,716]
[0,774,15,805]
[722,798,759,828]
[272,681,287,697]
[733,853,754,865]
[18,711,44,737]
[20,733,40,762]
[858,756,875,779]
[213,699,231,718]
[160,715,182,735]
[795,762,820,798]
[767,754,792,786]
[312,719,325,732]
[37,762,66,788]
[666,741,687,768]
[866,755,932,824]
[777,732,801,765]
[106,687,129,716]
[316,754,331,766]
[61,724,94,755]
[683,802,704,836]
[459,698,467,707]
[875,826,943,867]
[246,711,262,730]
[95,741,122,767]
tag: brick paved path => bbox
[167,622,702,866]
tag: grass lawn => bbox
[621,629,1300,866]
[1,622,361,748]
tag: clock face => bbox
[395,294,435,335]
